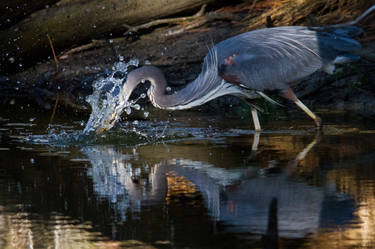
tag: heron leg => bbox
[251,130,261,152]
[247,131,261,161]
[251,107,262,131]
[281,88,322,128]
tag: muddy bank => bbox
[1,1,375,119]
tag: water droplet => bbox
[18,63,23,67]
[30,158,35,164]
[109,39,113,43]
[143,112,149,118]
[133,120,139,125]
[166,86,171,92]
[132,104,140,110]
[29,117,35,122]
[140,79,145,83]
[125,107,131,115]
[145,60,151,65]
[119,55,124,61]
[93,24,96,28]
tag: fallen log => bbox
[0,0,215,73]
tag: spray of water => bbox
[22,59,205,146]
[83,59,146,133]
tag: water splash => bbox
[83,59,144,133]
[24,127,150,146]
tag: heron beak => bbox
[96,119,113,134]
[94,105,125,134]
[93,81,139,134]
[98,111,119,133]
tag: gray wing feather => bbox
[216,26,361,91]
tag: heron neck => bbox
[148,72,210,110]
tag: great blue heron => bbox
[106,6,374,131]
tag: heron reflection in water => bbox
[101,6,374,132]
[82,131,358,240]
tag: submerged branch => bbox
[49,93,59,124]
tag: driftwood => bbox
[122,4,208,34]
[58,5,240,58]
[0,0,216,73]
[123,4,241,37]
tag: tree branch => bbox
[123,4,207,33]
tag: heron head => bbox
[84,68,146,134]
[98,70,146,132]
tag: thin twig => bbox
[49,93,59,124]
[123,4,207,33]
[47,34,59,70]
[166,12,241,36]
[59,39,107,58]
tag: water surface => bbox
[0,107,375,249]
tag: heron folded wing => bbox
[216,26,362,92]
[218,51,320,91]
